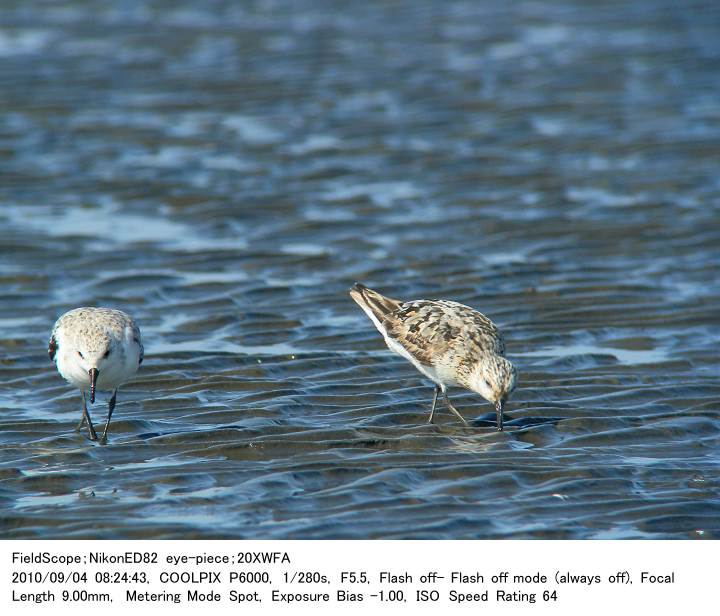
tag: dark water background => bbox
[1,0,719,538]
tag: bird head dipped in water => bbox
[468,355,517,431]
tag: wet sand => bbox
[0,0,718,538]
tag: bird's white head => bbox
[470,356,517,429]
[69,335,113,403]
[471,356,517,405]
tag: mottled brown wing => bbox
[446,301,506,356]
[383,300,504,366]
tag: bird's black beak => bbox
[495,399,504,431]
[88,368,99,404]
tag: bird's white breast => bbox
[383,332,449,389]
[97,326,141,389]
[56,345,91,390]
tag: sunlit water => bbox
[0,0,719,538]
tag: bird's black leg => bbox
[444,391,469,426]
[75,392,86,432]
[495,400,504,431]
[100,389,117,444]
[78,391,98,441]
[427,385,441,423]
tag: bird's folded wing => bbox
[384,300,505,366]
[130,321,144,365]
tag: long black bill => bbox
[88,368,99,404]
[495,400,504,431]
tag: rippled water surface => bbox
[1,0,719,539]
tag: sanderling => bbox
[350,283,517,430]
[48,307,143,443]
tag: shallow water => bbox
[1,0,719,539]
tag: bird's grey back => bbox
[50,307,143,361]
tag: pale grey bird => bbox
[48,307,143,443]
[350,283,517,430]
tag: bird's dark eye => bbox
[484,379,491,388]
[103,349,110,359]
[77,351,84,359]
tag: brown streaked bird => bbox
[349,282,517,430]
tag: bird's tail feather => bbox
[349,282,401,325]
